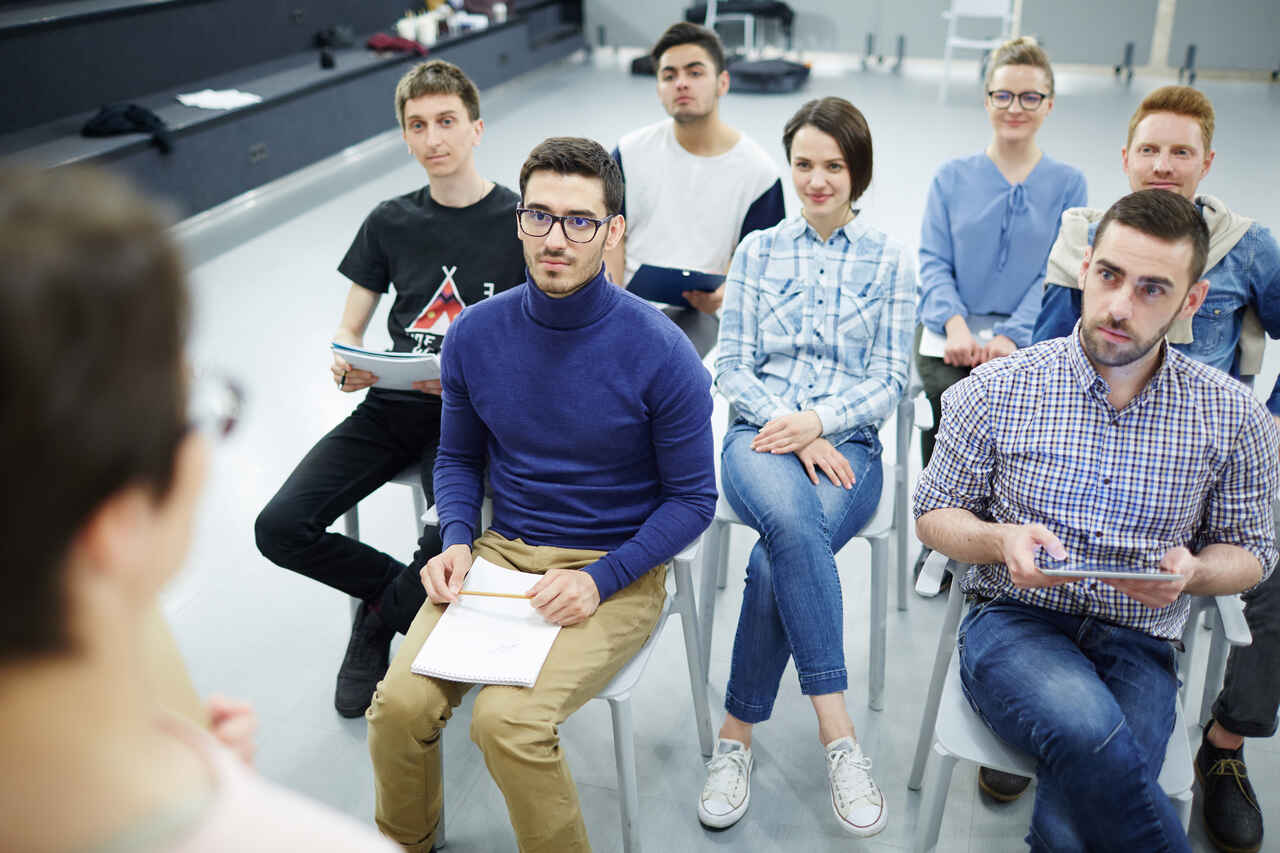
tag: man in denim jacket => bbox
[1032,85,1280,853]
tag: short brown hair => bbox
[394,59,480,129]
[782,97,874,204]
[1094,189,1210,285]
[0,165,188,662]
[983,36,1055,97]
[519,137,625,217]
[651,21,726,75]
[1126,85,1215,152]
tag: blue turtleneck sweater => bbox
[434,267,717,600]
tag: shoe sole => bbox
[1194,765,1263,853]
[978,775,1030,803]
[830,792,887,838]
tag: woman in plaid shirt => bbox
[696,97,917,839]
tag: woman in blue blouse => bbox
[698,97,915,839]
[916,37,1086,469]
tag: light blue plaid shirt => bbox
[715,214,918,445]
[914,327,1279,639]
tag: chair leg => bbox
[1174,788,1193,832]
[895,394,913,613]
[716,523,730,590]
[913,744,958,853]
[411,484,427,528]
[341,506,359,540]
[868,535,888,712]
[610,696,642,853]
[908,583,964,790]
[698,521,723,679]
[673,558,715,757]
[1200,622,1229,726]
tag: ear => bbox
[1078,244,1093,289]
[717,68,730,97]
[1120,146,1130,174]
[71,485,151,586]
[1180,279,1209,319]
[604,214,626,251]
[1199,148,1215,182]
[471,117,485,147]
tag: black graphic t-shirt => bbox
[338,183,526,357]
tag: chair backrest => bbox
[948,0,1012,19]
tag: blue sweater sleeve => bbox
[1033,282,1081,344]
[918,171,966,335]
[584,334,717,599]
[433,313,489,551]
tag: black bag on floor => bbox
[728,58,809,93]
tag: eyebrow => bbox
[525,202,604,218]
[661,60,708,73]
[1095,258,1175,289]
[405,110,457,122]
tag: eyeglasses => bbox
[987,89,1049,110]
[516,208,614,243]
[186,371,244,441]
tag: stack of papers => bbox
[411,557,561,687]
[331,342,440,391]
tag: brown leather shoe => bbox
[978,766,1032,802]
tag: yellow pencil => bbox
[459,590,532,600]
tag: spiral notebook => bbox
[410,557,561,687]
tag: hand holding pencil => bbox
[421,543,473,604]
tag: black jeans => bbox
[913,325,971,469]
[254,389,443,634]
[1212,505,1280,737]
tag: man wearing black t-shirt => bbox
[255,60,525,717]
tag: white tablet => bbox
[1040,569,1182,582]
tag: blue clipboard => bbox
[626,264,724,310]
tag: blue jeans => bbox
[958,599,1189,853]
[720,421,883,724]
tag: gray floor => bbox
[166,52,1280,852]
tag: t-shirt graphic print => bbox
[407,266,469,353]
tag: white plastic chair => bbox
[339,465,428,618]
[697,395,910,711]
[906,554,1251,853]
[420,503,715,853]
[939,0,1014,103]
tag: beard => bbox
[1080,304,1182,368]
[524,243,605,298]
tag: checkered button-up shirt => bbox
[913,327,1279,639]
[715,214,918,444]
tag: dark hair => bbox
[1094,189,1210,284]
[651,21,726,75]
[0,165,188,662]
[518,137,625,217]
[782,97,874,204]
[395,59,481,128]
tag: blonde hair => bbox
[1126,85,1215,152]
[984,36,1054,97]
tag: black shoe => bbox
[978,767,1032,803]
[1196,724,1263,853]
[335,601,394,718]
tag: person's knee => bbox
[367,672,449,742]
[469,689,555,757]
[253,497,308,565]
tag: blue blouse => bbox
[919,152,1087,347]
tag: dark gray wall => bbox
[0,0,412,133]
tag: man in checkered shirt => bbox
[914,189,1278,852]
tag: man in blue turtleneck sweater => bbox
[366,137,717,853]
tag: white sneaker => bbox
[698,738,753,828]
[825,736,887,837]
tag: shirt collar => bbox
[521,266,618,330]
[784,210,865,245]
[1066,321,1174,404]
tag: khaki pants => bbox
[366,530,667,853]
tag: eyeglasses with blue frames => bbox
[987,89,1049,110]
[516,208,615,243]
